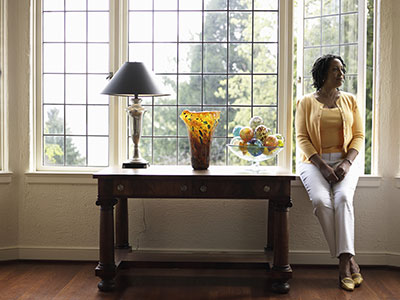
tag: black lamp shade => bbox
[101,62,169,97]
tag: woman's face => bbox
[323,58,345,89]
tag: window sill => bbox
[25,172,97,185]
[292,175,382,188]
[0,172,12,184]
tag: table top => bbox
[93,165,295,179]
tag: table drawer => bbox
[113,178,192,198]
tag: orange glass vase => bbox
[180,109,221,170]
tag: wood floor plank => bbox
[0,261,399,300]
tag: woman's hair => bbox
[311,54,346,90]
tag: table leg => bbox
[265,200,274,251]
[116,197,130,249]
[95,196,118,292]
[271,196,293,294]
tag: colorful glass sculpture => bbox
[180,109,221,170]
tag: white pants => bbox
[298,153,361,258]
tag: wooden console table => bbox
[93,166,295,293]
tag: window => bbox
[127,0,284,167]
[0,0,5,171]
[37,0,110,169]
[36,0,292,170]
[295,0,374,174]
[36,0,372,172]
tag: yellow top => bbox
[295,92,364,163]
[320,108,344,153]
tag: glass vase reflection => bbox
[180,109,221,170]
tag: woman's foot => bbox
[339,253,354,291]
[350,257,363,287]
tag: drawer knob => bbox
[180,184,188,192]
[264,185,270,193]
[117,184,124,191]
[200,185,207,193]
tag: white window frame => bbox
[32,0,295,172]
[0,0,7,172]
[296,0,373,174]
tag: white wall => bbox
[0,0,399,265]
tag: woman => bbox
[295,54,365,291]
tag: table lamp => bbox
[102,62,169,168]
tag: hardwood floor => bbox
[0,261,399,300]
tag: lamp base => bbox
[122,159,150,169]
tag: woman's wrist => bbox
[343,158,353,165]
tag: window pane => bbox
[66,136,86,166]
[154,12,177,42]
[322,0,340,15]
[228,75,251,106]
[66,12,86,42]
[210,137,227,165]
[178,75,202,105]
[88,44,109,73]
[154,0,177,10]
[88,12,109,42]
[179,12,202,42]
[43,0,64,11]
[253,75,277,106]
[342,0,358,13]
[322,16,339,45]
[43,43,64,73]
[66,74,86,104]
[341,44,358,74]
[180,0,202,10]
[178,138,191,165]
[229,43,251,73]
[154,106,177,136]
[129,43,153,68]
[230,0,252,10]
[341,13,358,44]
[153,138,177,164]
[154,43,177,73]
[88,137,108,166]
[304,47,321,75]
[66,43,86,73]
[254,0,278,10]
[205,0,227,10]
[179,44,202,73]
[43,12,64,42]
[129,12,152,41]
[304,0,321,17]
[88,105,109,135]
[304,18,321,46]
[253,107,277,132]
[203,75,226,105]
[229,12,252,42]
[88,75,109,104]
[44,105,64,134]
[88,0,109,10]
[156,75,177,105]
[130,0,152,10]
[254,12,278,42]
[342,75,357,94]
[66,0,86,10]
[204,43,227,73]
[44,136,64,166]
[43,74,64,104]
[66,105,86,135]
[253,44,277,73]
[228,106,251,136]
[204,12,227,42]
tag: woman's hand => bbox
[320,164,340,184]
[334,159,351,181]
[309,154,340,184]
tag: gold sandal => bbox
[339,276,355,291]
[351,272,364,287]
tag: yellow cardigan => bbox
[295,92,365,163]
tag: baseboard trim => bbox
[1,247,400,267]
